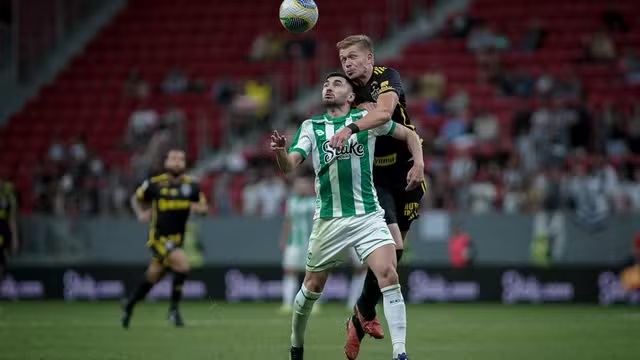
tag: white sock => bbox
[348,271,367,309]
[291,285,321,347]
[283,274,298,306]
[381,284,407,357]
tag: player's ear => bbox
[347,91,355,105]
[367,52,374,64]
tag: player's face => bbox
[164,150,186,176]
[322,76,354,107]
[339,45,373,80]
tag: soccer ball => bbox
[279,0,319,33]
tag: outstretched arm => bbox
[390,124,425,191]
[271,130,304,173]
[329,92,399,148]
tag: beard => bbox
[166,168,185,177]
[322,98,344,107]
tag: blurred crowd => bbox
[25,5,640,221]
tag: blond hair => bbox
[336,34,374,53]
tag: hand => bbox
[357,102,377,112]
[405,164,425,191]
[137,209,152,223]
[329,127,353,149]
[270,130,287,152]
[190,203,208,215]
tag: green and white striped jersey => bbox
[289,109,397,219]
[286,195,316,246]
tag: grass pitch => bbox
[0,301,638,359]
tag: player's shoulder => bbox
[181,175,200,186]
[373,65,400,77]
[150,173,169,183]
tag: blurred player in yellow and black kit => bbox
[121,148,208,328]
[0,179,19,280]
[331,35,427,360]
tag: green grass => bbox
[0,302,639,359]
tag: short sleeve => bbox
[370,120,397,137]
[189,183,206,203]
[377,67,405,98]
[135,179,154,201]
[289,121,313,159]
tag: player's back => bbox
[353,66,418,187]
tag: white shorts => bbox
[306,210,395,272]
[282,245,307,271]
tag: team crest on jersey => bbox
[322,139,365,162]
[370,81,380,101]
[180,183,192,197]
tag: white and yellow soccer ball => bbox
[279,0,319,33]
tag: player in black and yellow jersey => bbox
[331,35,426,360]
[0,178,19,280]
[121,148,208,328]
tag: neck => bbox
[167,173,182,183]
[326,104,351,119]
[354,65,374,86]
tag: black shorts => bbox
[147,233,184,266]
[376,180,427,232]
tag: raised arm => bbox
[390,124,425,191]
[272,122,312,174]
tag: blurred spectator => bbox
[161,66,189,95]
[601,6,629,33]
[213,171,233,215]
[502,155,525,213]
[417,69,446,116]
[212,76,236,107]
[242,171,260,216]
[553,70,583,100]
[467,23,510,53]
[123,69,150,99]
[69,137,87,164]
[256,168,286,217]
[249,33,285,62]
[468,171,497,214]
[244,77,273,123]
[448,224,474,268]
[439,109,470,146]
[580,30,616,63]
[624,168,640,212]
[127,102,159,147]
[448,13,477,38]
[445,87,470,115]
[161,105,187,149]
[472,110,499,142]
[48,137,66,164]
[619,49,640,85]
[519,19,547,53]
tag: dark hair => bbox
[325,72,357,90]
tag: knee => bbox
[374,265,398,288]
[302,274,324,293]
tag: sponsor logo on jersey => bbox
[322,139,365,162]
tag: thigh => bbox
[145,261,166,282]
[168,248,190,273]
[394,182,426,233]
[306,218,349,273]
[351,211,396,264]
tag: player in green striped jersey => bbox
[272,73,424,360]
[279,169,316,313]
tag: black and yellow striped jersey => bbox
[353,66,419,187]
[135,173,206,239]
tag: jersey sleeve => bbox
[289,120,313,159]
[370,120,397,137]
[135,179,155,202]
[190,183,207,204]
[377,67,405,98]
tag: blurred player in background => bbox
[121,148,208,328]
[279,168,368,313]
[330,34,427,360]
[279,168,316,313]
[0,178,18,280]
[272,72,424,360]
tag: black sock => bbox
[126,279,154,311]
[170,272,187,311]
[356,249,404,321]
